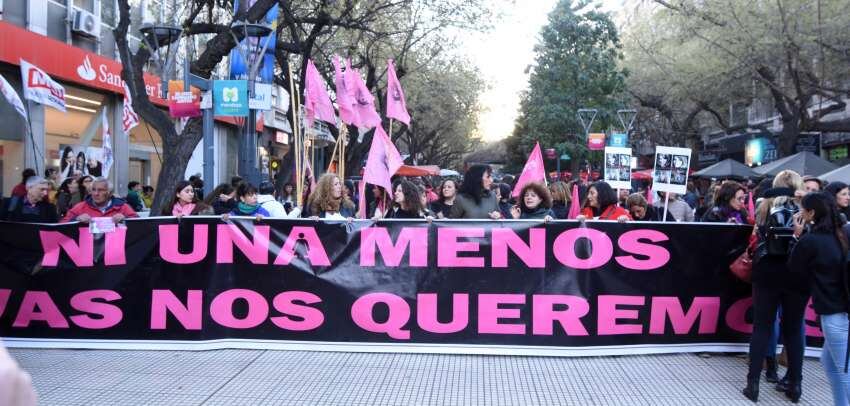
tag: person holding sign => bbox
[510,182,554,221]
[578,181,630,222]
[61,178,138,224]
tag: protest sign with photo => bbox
[603,147,632,190]
[652,146,691,194]
[58,144,107,181]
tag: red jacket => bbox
[10,183,26,198]
[61,196,139,223]
[580,205,632,221]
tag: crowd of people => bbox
[2,164,850,404]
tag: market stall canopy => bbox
[752,151,837,177]
[819,163,850,183]
[692,159,760,179]
[395,165,440,177]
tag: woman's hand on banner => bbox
[254,214,264,222]
[488,211,502,220]
[510,206,521,219]
[544,215,553,223]
[616,215,629,223]
[220,213,230,222]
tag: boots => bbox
[774,375,789,392]
[742,377,759,402]
[783,381,801,403]
[764,357,779,383]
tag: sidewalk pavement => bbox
[9,348,833,405]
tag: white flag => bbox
[0,75,28,121]
[102,108,114,176]
[122,83,140,133]
[19,59,66,112]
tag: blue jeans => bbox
[820,313,850,406]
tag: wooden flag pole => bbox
[340,126,346,181]
[287,63,303,207]
[294,83,305,206]
[662,192,670,222]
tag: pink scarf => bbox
[172,202,195,216]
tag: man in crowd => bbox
[257,181,289,217]
[0,176,58,223]
[62,177,138,224]
[803,175,822,193]
[125,181,145,211]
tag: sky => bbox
[467,0,627,142]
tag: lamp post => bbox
[229,20,273,186]
[139,24,183,100]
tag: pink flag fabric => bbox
[747,190,755,223]
[304,59,336,127]
[646,185,654,205]
[568,184,581,219]
[348,61,382,130]
[511,142,547,198]
[363,125,403,192]
[333,57,358,126]
[385,59,410,126]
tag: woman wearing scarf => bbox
[510,181,554,220]
[303,173,356,220]
[701,181,749,224]
[163,180,213,218]
[229,183,271,219]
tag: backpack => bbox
[764,204,797,256]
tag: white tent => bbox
[819,163,850,183]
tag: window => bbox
[101,0,116,27]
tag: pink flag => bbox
[304,59,336,127]
[512,142,547,198]
[363,125,403,192]
[348,61,382,130]
[646,185,654,205]
[385,59,410,126]
[333,57,358,126]
[568,184,581,219]
[747,190,755,223]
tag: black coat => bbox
[0,196,59,223]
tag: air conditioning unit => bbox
[72,8,101,38]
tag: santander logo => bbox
[77,56,96,81]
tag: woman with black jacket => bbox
[509,182,554,220]
[788,192,850,405]
[743,170,807,403]
[825,181,850,223]
[388,180,428,219]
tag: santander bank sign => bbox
[0,22,165,104]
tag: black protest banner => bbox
[0,218,823,355]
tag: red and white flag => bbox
[122,83,140,133]
[304,59,336,127]
[385,59,410,126]
[101,108,114,175]
[0,74,28,121]
[512,142,547,198]
[20,59,65,112]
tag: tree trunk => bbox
[149,120,203,214]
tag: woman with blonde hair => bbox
[743,170,807,402]
[304,173,356,219]
[548,181,570,219]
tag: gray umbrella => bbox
[819,163,850,183]
[753,151,837,177]
[693,159,760,179]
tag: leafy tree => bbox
[624,0,850,155]
[505,0,627,176]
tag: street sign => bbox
[213,80,248,117]
[609,133,628,148]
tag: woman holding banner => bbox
[578,181,630,222]
[788,192,850,405]
[304,174,356,220]
[389,180,429,219]
[510,182,554,220]
[163,181,213,218]
[743,170,806,403]
[449,164,501,220]
[228,183,270,220]
[430,179,458,219]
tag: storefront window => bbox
[0,140,25,196]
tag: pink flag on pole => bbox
[646,185,654,205]
[363,125,403,192]
[348,61,382,130]
[511,142,547,198]
[568,184,581,219]
[747,190,755,223]
[304,59,336,127]
[385,59,410,126]
[333,56,358,126]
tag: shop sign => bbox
[167,81,201,118]
[0,22,165,105]
[745,137,778,166]
[588,133,605,150]
[829,145,848,161]
[794,132,820,153]
[213,80,248,117]
[249,83,273,111]
[608,133,628,148]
